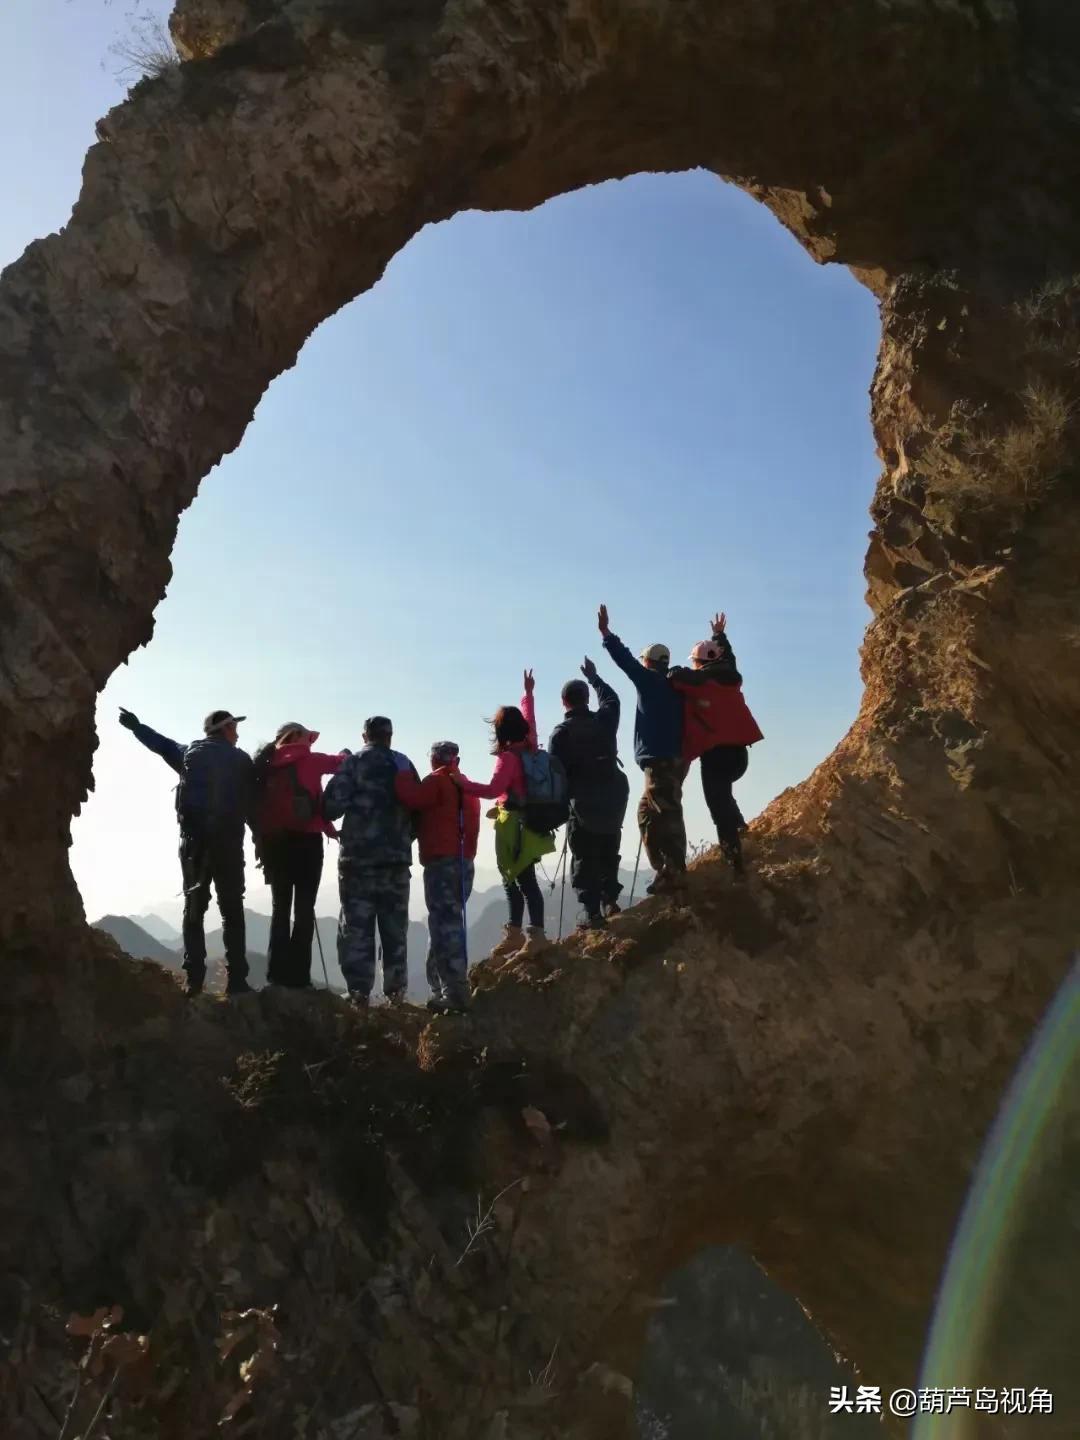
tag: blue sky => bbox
[3,0,881,922]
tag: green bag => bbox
[493,805,555,883]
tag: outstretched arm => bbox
[321,758,356,822]
[581,657,620,734]
[118,709,184,774]
[456,751,517,800]
[394,771,442,810]
[521,669,538,749]
[311,750,347,776]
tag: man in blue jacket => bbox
[598,604,687,893]
[118,706,254,996]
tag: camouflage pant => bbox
[637,758,689,876]
[424,857,474,1003]
[337,863,410,999]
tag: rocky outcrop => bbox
[2,0,1080,1434]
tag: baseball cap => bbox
[639,643,670,665]
[364,715,393,738]
[204,709,246,735]
[430,740,460,765]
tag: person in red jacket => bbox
[669,613,763,875]
[252,723,346,987]
[395,740,481,1014]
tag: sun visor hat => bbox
[276,722,317,743]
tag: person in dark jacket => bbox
[394,740,481,1014]
[118,706,254,997]
[322,716,419,1010]
[669,612,763,875]
[597,604,687,894]
[549,658,629,928]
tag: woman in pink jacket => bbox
[253,723,345,988]
[455,670,548,964]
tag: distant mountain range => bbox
[92,864,653,999]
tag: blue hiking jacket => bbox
[322,743,419,867]
[602,633,683,767]
[129,722,254,830]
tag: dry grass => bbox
[1014,274,1080,367]
[108,15,179,83]
[921,379,1074,512]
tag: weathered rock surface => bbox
[2,0,1080,1434]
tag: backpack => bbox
[517,748,569,834]
[257,762,318,834]
[176,738,250,827]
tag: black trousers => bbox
[504,863,544,929]
[568,817,622,918]
[700,745,749,848]
[262,831,324,986]
[180,824,247,983]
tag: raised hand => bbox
[598,603,610,636]
[118,707,140,731]
[523,668,535,696]
[711,611,727,635]
[581,656,599,683]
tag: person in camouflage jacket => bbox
[322,716,419,1008]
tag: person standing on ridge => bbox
[669,612,763,875]
[252,722,347,988]
[548,658,629,929]
[118,706,255,997]
[597,604,688,894]
[394,741,481,1014]
[322,716,419,1010]
[453,670,554,965]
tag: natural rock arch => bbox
[2,0,1080,1434]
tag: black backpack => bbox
[518,748,570,834]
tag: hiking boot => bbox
[427,994,470,1016]
[721,840,746,877]
[648,870,687,898]
[488,924,525,965]
[225,978,252,997]
[384,991,406,1008]
[347,992,370,1012]
[184,976,204,998]
[517,926,549,959]
[603,901,622,917]
[577,914,608,933]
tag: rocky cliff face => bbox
[2,0,1080,1435]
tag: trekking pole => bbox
[549,831,568,895]
[314,918,331,990]
[458,792,469,971]
[628,833,644,906]
[557,837,568,942]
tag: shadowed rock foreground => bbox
[2,0,1080,1434]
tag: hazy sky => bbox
[3,0,881,923]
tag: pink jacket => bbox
[457,692,537,806]
[269,741,346,837]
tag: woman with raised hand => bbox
[669,613,763,875]
[453,670,554,964]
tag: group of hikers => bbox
[118,605,762,1013]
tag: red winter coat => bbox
[258,742,345,838]
[395,763,482,865]
[670,675,763,763]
